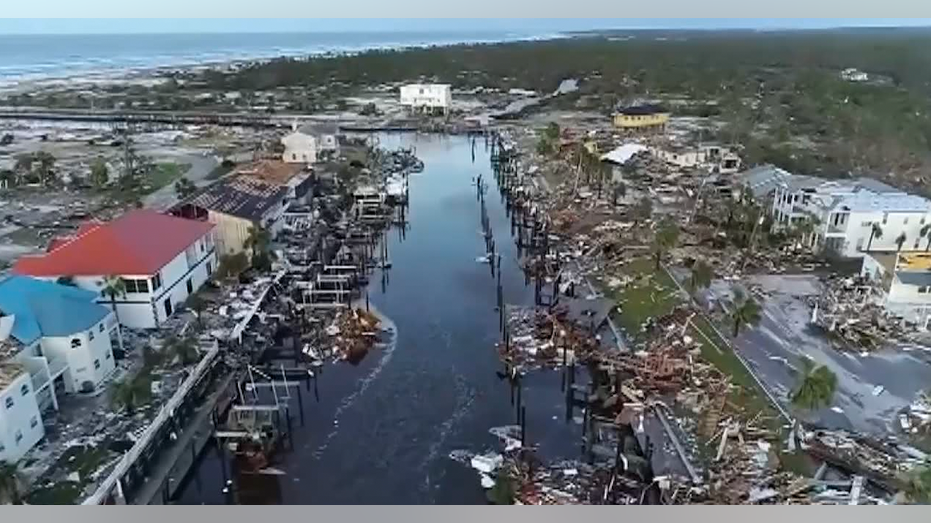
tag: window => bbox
[122,278,149,294]
[922,217,927,225]
[206,261,213,275]
[94,359,101,370]
[0,442,5,453]
[151,273,162,291]
[15,430,22,444]
[883,214,889,225]
[920,286,929,294]
[99,323,105,333]
[106,351,111,360]
[861,221,871,227]
[5,397,13,409]
[71,338,81,348]
[88,330,95,341]
[21,384,29,396]
[186,279,193,294]
[200,241,205,253]
[164,299,173,317]
[30,416,38,428]
[905,217,910,225]
[292,153,297,161]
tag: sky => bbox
[1,18,930,35]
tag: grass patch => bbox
[609,259,785,434]
[608,258,680,339]
[25,444,113,505]
[146,162,191,193]
[26,481,83,505]
[206,163,233,180]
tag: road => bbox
[704,274,931,436]
[142,150,219,211]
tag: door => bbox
[163,298,173,317]
[186,279,193,294]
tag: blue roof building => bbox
[0,276,111,346]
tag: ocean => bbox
[0,31,557,85]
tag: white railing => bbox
[82,341,219,505]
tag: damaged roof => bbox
[236,160,306,187]
[188,176,288,222]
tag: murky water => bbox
[175,133,583,504]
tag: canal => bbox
[176,132,585,504]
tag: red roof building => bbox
[14,210,215,277]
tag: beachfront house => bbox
[0,276,121,462]
[861,251,931,329]
[650,143,742,174]
[171,174,289,257]
[281,129,317,164]
[613,104,670,133]
[737,165,931,258]
[0,356,44,463]
[13,210,217,330]
[399,84,452,114]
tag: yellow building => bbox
[613,104,670,131]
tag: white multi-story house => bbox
[738,165,931,258]
[281,130,317,164]
[0,276,119,462]
[650,143,742,174]
[399,84,452,114]
[861,251,931,329]
[13,210,217,330]
[0,361,43,463]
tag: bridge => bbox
[0,107,323,128]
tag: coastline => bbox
[0,31,568,96]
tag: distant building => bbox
[736,165,931,258]
[400,84,452,114]
[281,123,341,164]
[281,130,317,164]
[13,210,217,329]
[650,143,742,174]
[841,68,869,82]
[613,104,670,132]
[861,251,931,329]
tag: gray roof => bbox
[835,192,931,213]
[298,122,339,136]
[736,164,797,199]
[896,272,931,287]
[853,177,902,194]
[188,177,288,222]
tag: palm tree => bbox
[186,292,207,329]
[34,151,56,187]
[100,276,126,351]
[790,358,838,411]
[866,222,883,251]
[631,197,653,226]
[896,232,908,252]
[0,462,22,505]
[651,218,680,270]
[902,461,931,504]
[245,226,274,270]
[688,260,714,295]
[168,335,199,366]
[922,224,931,251]
[730,288,762,338]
